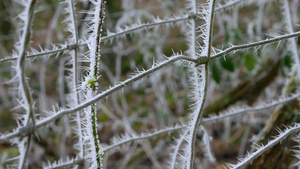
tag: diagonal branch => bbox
[226,124,300,169]
[202,92,300,123]
[103,126,186,152]
[211,31,300,60]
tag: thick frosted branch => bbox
[15,0,37,168]
[65,0,83,158]
[81,0,106,168]
[188,64,209,169]
[189,1,216,168]
[226,124,300,169]
[170,130,189,169]
[17,0,37,127]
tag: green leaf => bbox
[225,29,230,43]
[211,62,221,84]
[220,56,235,72]
[232,28,242,42]
[284,52,293,69]
[245,54,256,71]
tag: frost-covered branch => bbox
[188,0,216,168]
[169,130,189,169]
[211,31,300,60]
[43,156,84,169]
[14,0,37,168]
[64,0,84,159]
[80,0,106,168]
[215,0,266,11]
[203,92,300,123]
[0,46,70,63]
[3,0,300,168]
[103,125,186,152]
[103,15,191,42]
[226,124,300,169]
[16,0,37,127]
[0,55,198,142]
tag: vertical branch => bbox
[92,1,105,167]
[187,64,208,169]
[17,0,37,128]
[66,0,84,158]
[81,0,106,168]
[170,130,188,169]
[15,0,37,168]
[171,0,199,167]
[188,0,216,168]
[205,0,216,61]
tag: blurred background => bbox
[0,0,300,168]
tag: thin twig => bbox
[203,92,300,123]
[103,126,186,153]
[211,31,300,60]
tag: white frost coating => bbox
[181,0,215,168]
[104,15,190,43]
[43,156,82,169]
[186,0,197,14]
[203,92,300,123]
[84,0,104,78]
[185,65,206,168]
[80,0,105,168]
[83,104,100,168]
[216,0,271,11]
[199,0,215,58]
[200,126,216,163]
[3,0,300,168]
[13,0,36,168]
[168,130,189,168]
[0,55,189,143]
[226,124,300,169]
[103,125,185,152]
[292,132,300,167]
[60,0,84,161]
[174,0,212,168]
[170,1,199,166]
[15,0,32,126]
[184,0,197,60]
